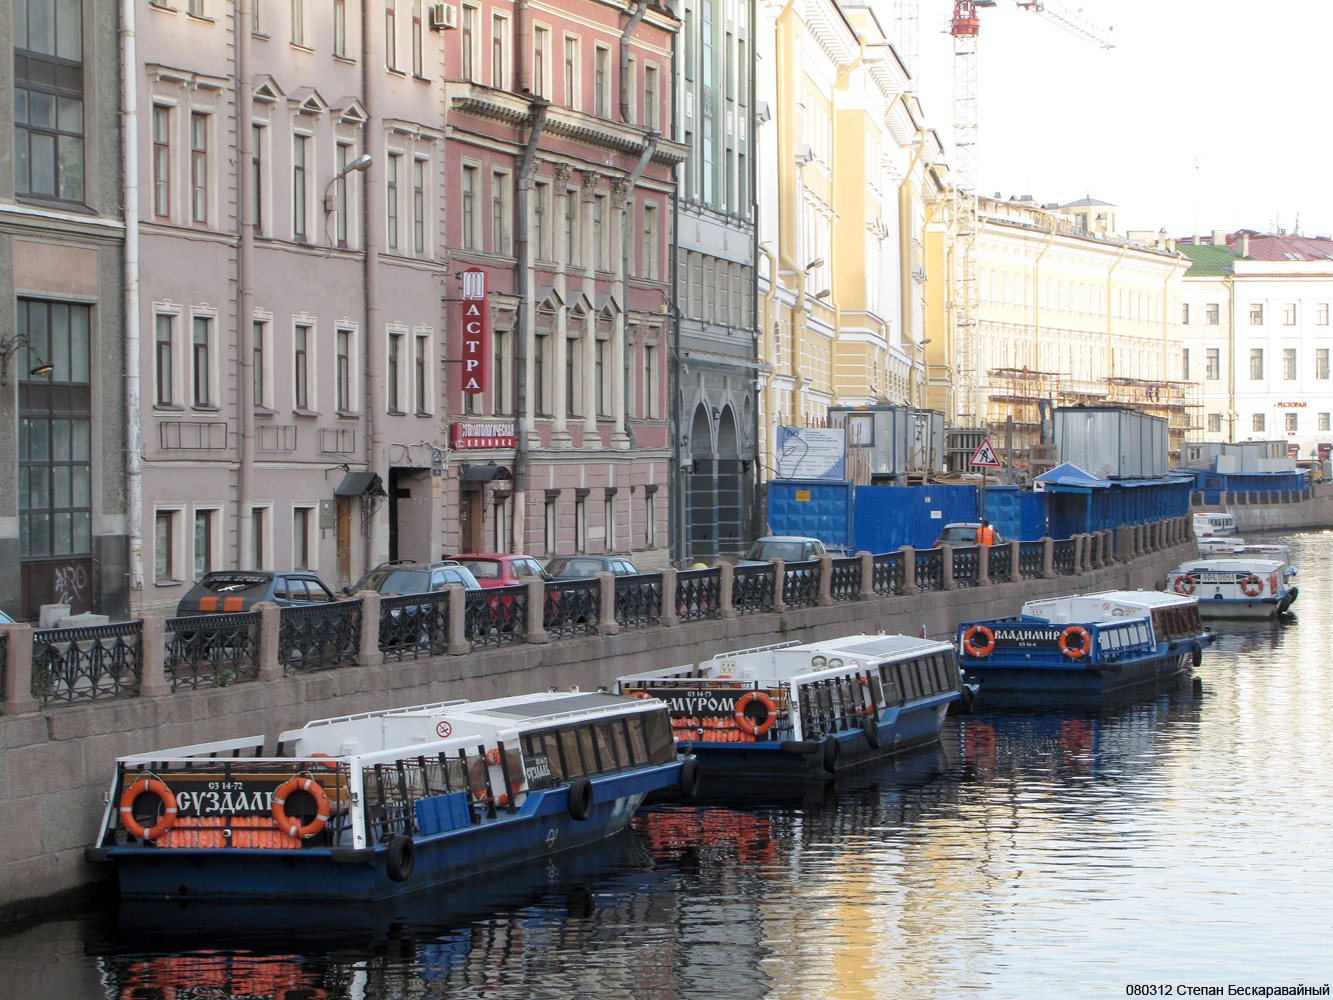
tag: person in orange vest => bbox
[977,518,996,546]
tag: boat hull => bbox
[98,767,681,903]
[679,696,952,784]
[1195,591,1297,619]
[964,651,1192,709]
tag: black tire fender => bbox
[822,735,841,773]
[385,835,416,883]
[860,716,882,750]
[567,777,594,821]
[1191,643,1203,668]
[677,758,700,801]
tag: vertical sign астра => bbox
[460,269,488,394]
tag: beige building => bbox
[925,195,1193,471]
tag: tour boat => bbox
[1166,557,1298,619]
[956,590,1212,708]
[1192,510,1237,539]
[616,634,962,784]
[1200,541,1298,578]
[86,691,697,903]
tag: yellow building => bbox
[925,195,1193,470]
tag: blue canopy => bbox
[1033,464,1109,492]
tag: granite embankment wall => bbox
[1212,481,1333,533]
[0,520,1212,923]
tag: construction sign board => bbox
[970,437,1002,468]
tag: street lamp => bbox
[323,153,373,243]
[0,334,54,386]
[912,338,932,408]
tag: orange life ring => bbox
[733,691,779,736]
[1172,574,1196,595]
[271,776,331,839]
[119,777,178,841]
[962,624,996,658]
[1059,626,1092,660]
[1240,574,1264,597]
[308,752,340,770]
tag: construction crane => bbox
[947,0,1112,428]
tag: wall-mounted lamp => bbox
[804,258,824,272]
[0,334,54,386]
[813,289,832,300]
[323,153,373,214]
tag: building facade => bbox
[2,0,129,620]
[1178,232,1333,460]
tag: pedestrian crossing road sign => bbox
[970,437,1002,468]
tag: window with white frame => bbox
[154,312,178,407]
[1253,413,1265,432]
[492,495,510,552]
[1318,303,1329,326]
[385,0,397,69]
[251,122,267,233]
[594,193,607,270]
[533,330,548,414]
[461,163,478,249]
[293,505,316,570]
[1206,348,1220,380]
[1318,348,1330,379]
[253,317,272,408]
[1320,412,1331,431]
[1285,411,1298,432]
[194,506,219,577]
[492,14,508,88]
[566,327,580,416]
[335,327,354,412]
[644,65,658,129]
[190,111,209,224]
[533,26,549,97]
[249,505,271,569]
[292,132,310,240]
[1250,348,1264,380]
[564,186,579,265]
[544,497,557,554]
[490,169,510,256]
[386,151,401,250]
[387,329,405,412]
[563,36,579,109]
[154,508,183,583]
[644,491,656,547]
[604,496,615,550]
[411,0,423,76]
[1284,348,1297,380]
[642,203,659,278]
[595,336,607,415]
[461,5,477,81]
[644,340,659,418]
[334,142,352,245]
[291,0,305,46]
[594,45,610,116]
[534,181,549,261]
[1284,303,1297,325]
[294,322,313,409]
[413,157,427,254]
[492,327,510,413]
[1207,413,1222,433]
[574,495,586,551]
[1206,303,1220,325]
[1250,303,1263,325]
[152,104,172,218]
[334,0,347,57]
[192,314,215,407]
[414,332,431,413]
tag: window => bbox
[13,0,85,202]
[293,506,313,570]
[155,510,180,582]
[644,492,656,547]
[594,46,610,117]
[1252,413,1265,432]
[1318,304,1329,326]
[564,187,579,265]
[491,170,509,256]
[1283,303,1297,325]
[413,158,426,254]
[574,495,586,551]
[414,333,430,412]
[189,111,209,223]
[1320,413,1331,431]
[1206,348,1220,380]
[194,509,215,577]
[251,123,265,232]
[595,338,607,415]
[291,0,305,46]
[1206,303,1220,325]
[192,316,212,406]
[644,343,659,418]
[294,323,311,409]
[292,133,309,240]
[1250,348,1264,381]
[333,142,351,245]
[492,328,510,413]
[336,328,352,411]
[461,164,478,249]
[334,0,347,57]
[1285,411,1299,432]
[1318,348,1330,379]
[1207,413,1222,433]
[642,203,659,278]
[386,151,400,250]
[252,0,261,33]
[644,66,658,129]
[411,0,423,76]
[1181,302,1190,325]
[152,105,172,217]
[605,497,616,550]
[563,37,579,108]
[544,498,557,554]
[1182,348,1190,381]
[461,5,476,80]
[533,332,547,414]
[566,330,579,416]
[249,506,269,569]
[388,332,403,411]
[253,319,269,407]
[1284,348,1297,380]
[155,314,175,406]
[188,0,204,16]
[594,193,607,270]
[533,26,549,97]
[1250,303,1264,325]
[385,0,397,69]
[492,15,507,88]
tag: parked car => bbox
[175,571,339,617]
[739,536,837,566]
[0,608,13,625]
[932,523,1007,548]
[347,560,482,596]
[446,554,550,589]
[545,555,641,579]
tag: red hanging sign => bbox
[459,269,488,394]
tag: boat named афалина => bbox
[86,691,697,903]
[956,590,1212,707]
[1167,556,1298,619]
[617,634,962,784]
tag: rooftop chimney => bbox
[1211,229,1228,247]
[1238,232,1250,257]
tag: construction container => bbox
[828,406,946,484]
[1054,407,1167,479]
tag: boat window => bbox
[559,730,584,778]
[539,731,565,782]
[625,716,649,764]
[577,727,602,774]
[593,721,621,772]
[898,662,920,701]
[642,708,675,765]
[878,664,901,705]
[609,717,632,767]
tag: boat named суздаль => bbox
[616,634,962,784]
[957,590,1212,708]
[1167,556,1298,619]
[85,691,697,903]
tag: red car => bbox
[445,554,550,589]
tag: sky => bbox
[903,0,1333,239]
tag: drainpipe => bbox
[619,1,649,123]
[512,102,549,551]
[516,0,531,93]
[121,0,143,595]
[362,0,386,570]
[236,0,256,568]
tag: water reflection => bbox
[5,530,1333,997]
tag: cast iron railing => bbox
[782,560,820,608]
[33,620,143,706]
[830,557,862,602]
[544,580,599,639]
[1052,539,1077,575]
[166,613,262,690]
[466,586,526,648]
[279,602,361,673]
[1018,541,1045,580]
[379,591,450,661]
[674,568,720,622]
[614,574,661,628]
[952,546,980,588]
[915,550,944,592]
[988,544,1013,584]
[732,564,775,615]
[871,552,905,595]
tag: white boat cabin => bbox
[1021,590,1205,644]
[1192,511,1237,538]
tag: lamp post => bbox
[323,153,373,244]
[0,334,55,386]
[912,338,932,408]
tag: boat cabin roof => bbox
[1178,557,1286,574]
[701,633,952,681]
[1022,590,1194,625]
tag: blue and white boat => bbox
[86,691,696,903]
[1167,556,1298,619]
[957,590,1212,708]
[616,634,961,784]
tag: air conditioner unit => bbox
[429,3,458,29]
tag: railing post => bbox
[978,541,991,586]
[858,551,875,600]
[597,572,620,635]
[660,567,680,627]
[771,559,787,612]
[817,554,834,606]
[357,591,384,668]
[1007,539,1021,579]
[941,543,956,590]
[1042,537,1056,579]
[2,624,38,715]
[446,584,470,655]
[1071,534,1085,575]
[719,563,736,619]
[256,602,282,681]
[133,612,169,698]
[525,580,549,644]
[899,545,918,595]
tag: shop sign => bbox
[459,269,488,394]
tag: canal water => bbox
[6,531,1332,1000]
